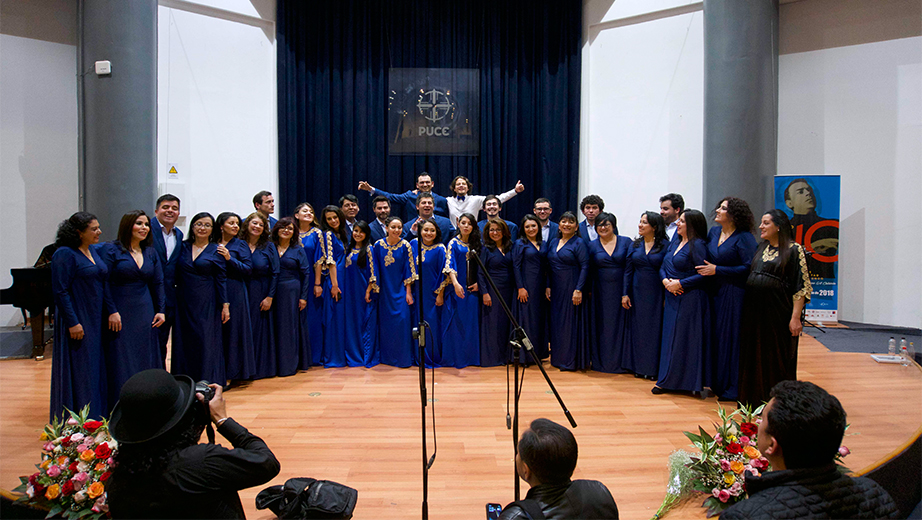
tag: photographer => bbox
[108,369,280,518]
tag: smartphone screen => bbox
[486,502,503,519]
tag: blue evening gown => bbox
[588,236,631,373]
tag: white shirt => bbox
[584,222,598,241]
[541,222,552,242]
[163,226,177,259]
[446,188,518,227]
[666,222,677,241]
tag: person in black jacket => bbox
[107,369,280,519]
[722,381,898,520]
[499,419,619,520]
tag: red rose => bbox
[69,462,79,473]
[741,422,758,437]
[83,421,103,433]
[94,443,112,459]
[100,471,111,482]
[61,435,72,447]
[727,442,743,454]
[33,483,45,496]
[61,480,75,496]
[28,472,40,485]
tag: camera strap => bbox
[205,423,216,444]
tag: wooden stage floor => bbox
[1,334,920,519]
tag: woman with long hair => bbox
[240,212,278,379]
[653,209,710,395]
[171,212,229,386]
[271,217,311,375]
[293,202,325,368]
[213,212,255,383]
[479,218,516,367]
[696,197,757,401]
[737,210,811,406]
[411,219,449,367]
[588,212,631,373]
[440,213,482,368]
[546,211,590,370]
[622,211,668,379]
[372,216,416,367]
[512,214,549,362]
[343,220,378,367]
[100,210,166,409]
[50,212,112,419]
[318,205,348,367]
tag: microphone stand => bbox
[469,248,576,501]
[411,233,435,519]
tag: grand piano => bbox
[0,244,55,360]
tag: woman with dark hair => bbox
[512,214,549,362]
[652,209,710,395]
[318,205,348,367]
[622,211,668,379]
[411,219,449,366]
[440,213,482,368]
[737,210,811,407]
[372,216,416,367]
[587,212,631,373]
[213,212,255,383]
[171,212,229,386]
[546,212,590,370]
[479,218,516,366]
[50,212,113,419]
[344,220,378,367]
[271,217,311,375]
[240,212,278,379]
[294,202,325,368]
[100,210,166,409]
[696,197,758,401]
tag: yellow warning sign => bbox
[168,166,178,174]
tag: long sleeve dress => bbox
[478,245,516,367]
[588,237,631,373]
[411,240,450,367]
[223,238,256,381]
[656,238,710,392]
[171,243,228,386]
[622,241,667,379]
[320,231,347,368]
[51,246,112,420]
[512,238,549,363]
[704,226,758,400]
[737,243,812,407]
[247,242,279,379]
[372,238,417,367]
[343,245,378,367]
[440,237,480,368]
[300,228,325,368]
[546,237,590,370]
[274,245,311,376]
[100,243,165,409]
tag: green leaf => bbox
[48,504,64,518]
[684,431,702,444]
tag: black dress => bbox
[737,242,811,407]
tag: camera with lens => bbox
[195,380,215,403]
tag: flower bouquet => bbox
[14,405,115,519]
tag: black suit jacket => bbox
[150,217,183,308]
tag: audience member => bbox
[659,193,684,242]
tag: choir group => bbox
[48,180,812,422]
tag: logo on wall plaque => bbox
[388,68,479,156]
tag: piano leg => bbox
[29,310,45,361]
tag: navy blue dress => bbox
[704,226,757,400]
[300,228,325,367]
[372,239,417,367]
[320,232,347,367]
[656,238,710,392]
[51,246,111,420]
[274,245,312,376]
[512,238,549,363]
[100,243,165,409]
[479,245,516,366]
[440,237,480,368]
[622,240,667,378]
[171,243,228,386]
[411,240,449,367]
[222,238,256,381]
[546,237,590,370]
[246,242,278,379]
[343,245,378,367]
[588,237,631,373]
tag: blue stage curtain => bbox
[277,0,581,223]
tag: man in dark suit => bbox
[578,194,604,242]
[150,194,183,365]
[534,197,558,242]
[358,172,449,219]
[402,192,454,244]
[253,190,277,227]
[478,195,519,239]
[369,196,391,243]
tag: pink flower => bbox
[71,472,89,490]
[76,461,89,473]
[750,438,758,446]
[70,433,85,443]
[729,482,743,496]
[76,443,91,453]
[714,433,723,443]
[758,457,769,469]
[718,489,731,503]
[719,459,732,471]
[74,490,87,503]
[755,418,762,425]
[838,446,850,457]
[46,465,62,478]
[740,436,750,445]
[712,488,721,498]
[91,495,108,513]
[748,468,761,478]
[67,417,79,426]
[107,457,114,466]
[42,442,54,452]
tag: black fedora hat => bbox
[109,369,196,445]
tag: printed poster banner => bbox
[388,68,480,156]
[774,175,840,322]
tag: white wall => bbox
[157,0,277,225]
[581,0,704,230]
[778,37,922,328]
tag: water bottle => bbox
[900,343,910,366]
[900,337,908,354]
[888,337,896,356]
[908,342,916,366]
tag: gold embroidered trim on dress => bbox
[762,245,779,262]
[404,240,418,285]
[367,245,380,293]
[792,243,812,302]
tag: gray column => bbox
[78,0,157,233]
[702,0,778,217]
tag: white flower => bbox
[53,445,62,453]
[74,490,87,503]
[26,485,34,498]
[77,461,89,473]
